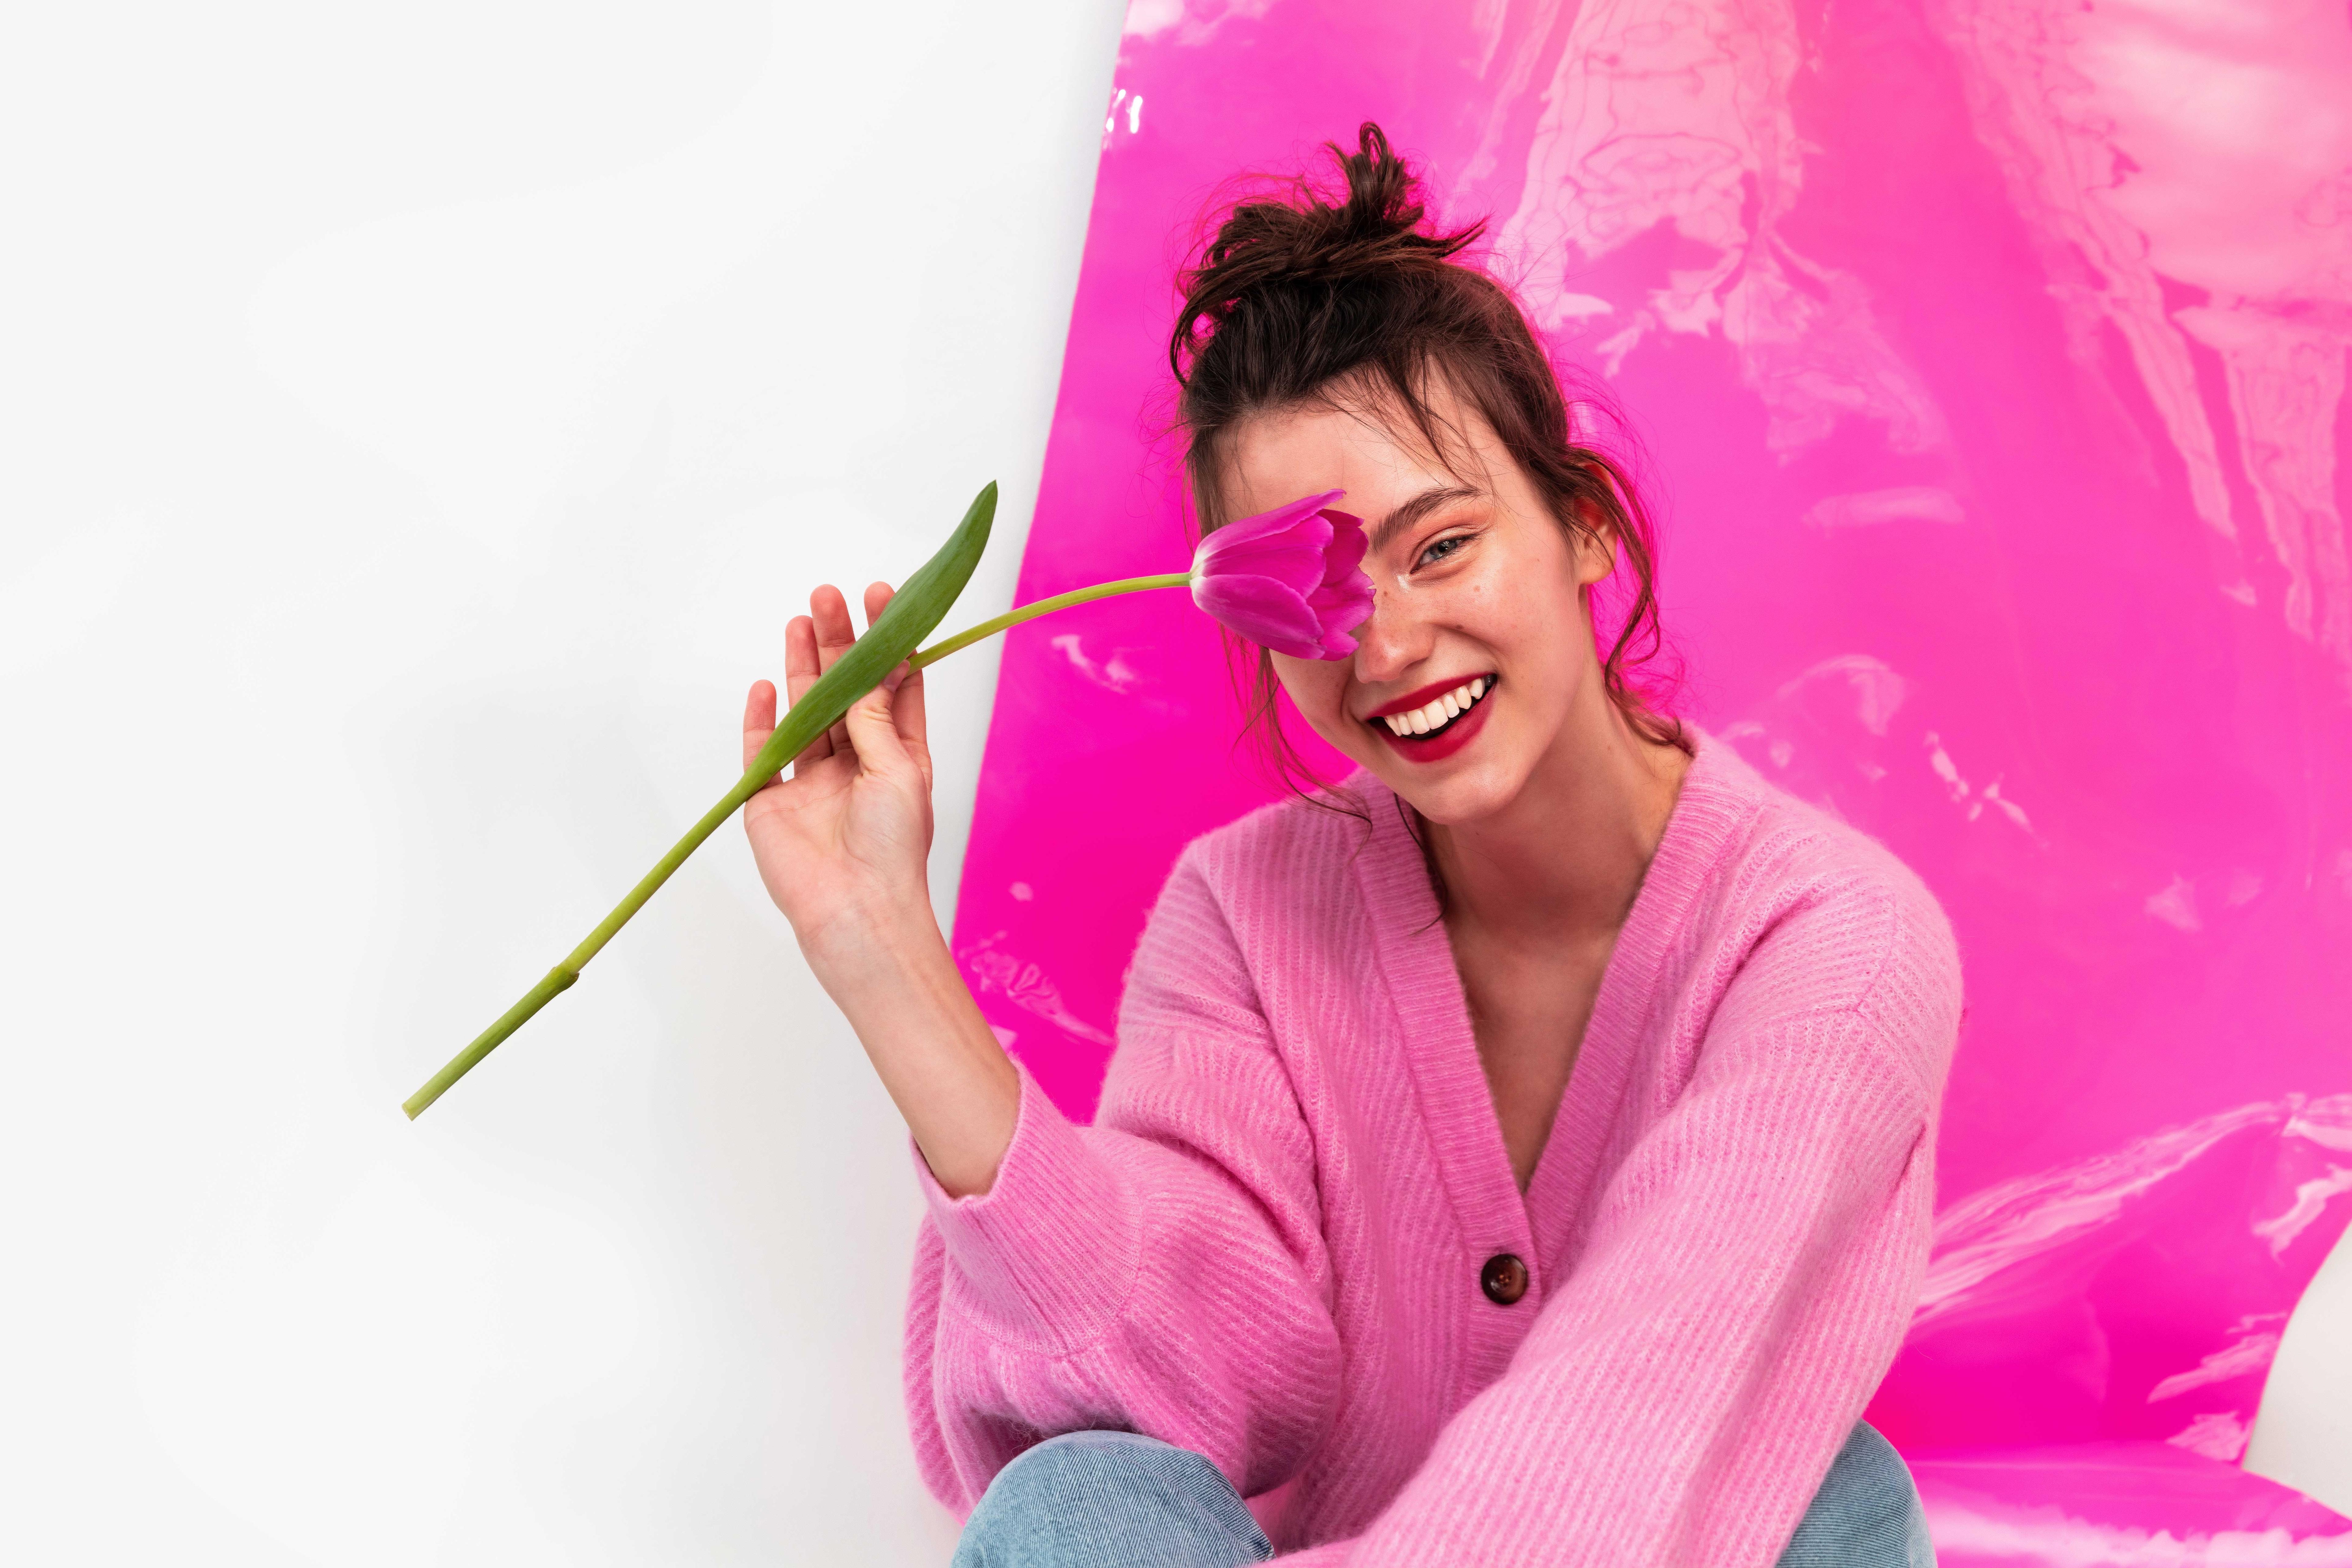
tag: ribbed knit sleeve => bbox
[902,844,1346,1520]
[1281,891,1958,1566]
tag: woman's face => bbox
[1221,383,1615,826]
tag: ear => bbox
[1568,499,1619,587]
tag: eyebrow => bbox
[1370,485,1483,553]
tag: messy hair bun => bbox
[1171,122,1686,791]
[1172,123,1475,360]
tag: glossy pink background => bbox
[952,0,2352,1549]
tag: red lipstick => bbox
[1365,673,1498,764]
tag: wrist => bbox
[796,892,950,987]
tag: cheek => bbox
[1475,548,1581,665]
[1271,657,1351,734]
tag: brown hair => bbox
[1169,122,1688,798]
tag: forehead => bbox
[1220,377,1500,511]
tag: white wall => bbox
[1,4,1125,1563]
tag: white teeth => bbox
[1375,677,1494,738]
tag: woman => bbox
[740,125,1959,1566]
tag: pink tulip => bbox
[1188,489,1376,660]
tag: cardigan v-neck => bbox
[1348,738,1758,1310]
[903,721,1964,1566]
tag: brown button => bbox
[1480,1252,1529,1305]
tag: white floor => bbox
[2,4,2342,1564]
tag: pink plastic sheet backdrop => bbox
[951,0,2352,1546]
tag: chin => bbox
[1371,753,1528,827]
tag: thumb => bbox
[839,668,916,778]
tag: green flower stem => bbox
[399,767,778,1120]
[402,521,1193,1122]
[909,572,1193,669]
[403,482,1000,1121]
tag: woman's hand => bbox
[742,580,937,966]
[739,578,1021,1198]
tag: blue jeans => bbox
[951,1422,1933,1566]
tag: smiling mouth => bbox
[1367,674,1496,741]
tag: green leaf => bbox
[748,480,996,780]
[401,481,997,1119]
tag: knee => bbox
[953,1430,1269,1568]
[980,1430,1218,1518]
[1777,1423,1934,1568]
[1826,1423,1915,1503]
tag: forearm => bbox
[804,908,1018,1199]
[906,1061,1346,1511]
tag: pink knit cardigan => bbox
[903,723,1964,1564]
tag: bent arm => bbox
[739,580,1023,1202]
[742,591,1340,1510]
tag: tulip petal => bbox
[1199,525,1330,589]
[1191,572,1328,659]
[1193,488,1347,566]
[1307,509,1375,656]
[1313,513,1373,604]
[1188,489,1373,661]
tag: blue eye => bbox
[1417,534,1467,567]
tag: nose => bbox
[1349,579,1431,686]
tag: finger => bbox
[811,582,856,659]
[743,680,779,780]
[863,581,929,753]
[810,583,858,755]
[782,615,833,765]
[902,695,933,795]
[894,662,928,755]
[839,669,918,783]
